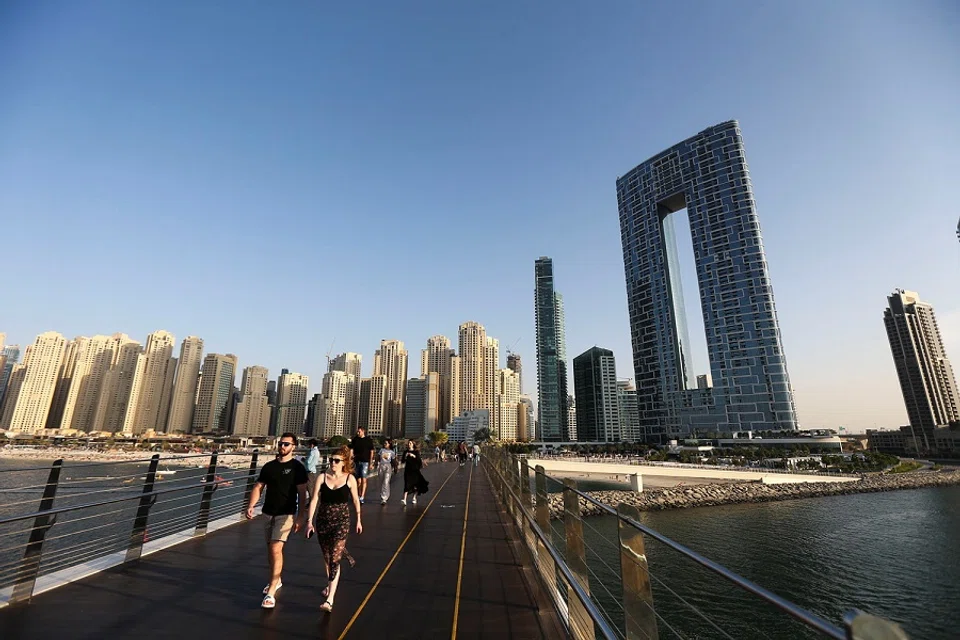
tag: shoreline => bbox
[0,447,253,468]
[545,469,960,518]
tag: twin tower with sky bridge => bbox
[616,120,797,442]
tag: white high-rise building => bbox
[46,336,88,430]
[6,332,66,434]
[59,335,117,432]
[496,368,520,441]
[127,330,177,434]
[193,354,239,433]
[458,322,500,434]
[373,340,408,439]
[448,409,489,443]
[277,371,310,435]
[167,336,204,433]
[329,352,362,378]
[328,352,362,434]
[359,375,388,436]
[317,370,359,439]
[91,335,141,434]
[234,365,271,436]
[421,336,458,429]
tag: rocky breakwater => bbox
[545,469,960,519]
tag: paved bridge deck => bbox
[0,460,563,640]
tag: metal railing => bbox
[0,447,338,606]
[484,448,910,640]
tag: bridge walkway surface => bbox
[0,459,563,640]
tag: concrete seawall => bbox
[539,470,960,519]
[532,458,860,485]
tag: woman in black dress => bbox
[305,445,362,612]
[400,440,428,505]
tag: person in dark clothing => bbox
[350,427,375,505]
[400,439,428,505]
[245,432,308,609]
[305,445,362,612]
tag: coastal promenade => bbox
[0,459,563,640]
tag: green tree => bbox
[427,431,449,448]
[473,427,492,443]
[328,435,349,448]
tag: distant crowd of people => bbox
[245,428,478,611]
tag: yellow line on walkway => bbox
[451,463,474,640]
[338,464,460,640]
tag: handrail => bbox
[558,478,846,639]
[484,452,619,640]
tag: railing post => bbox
[519,457,534,550]
[534,465,559,617]
[844,610,910,640]
[241,450,260,519]
[618,503,658,640]
[125,454,160,563]
[11,459,63,604]
[194,452,218,536]
[563,478,594,640]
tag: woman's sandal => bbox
[261,594,276,609]
[320,599,333,612]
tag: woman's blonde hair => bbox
[336,445,355,476]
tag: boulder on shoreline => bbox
[540,470,960,519]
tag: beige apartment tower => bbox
[328,352,362,434]
[59,335,117,432]
[277,371,310,435]
[193,353,239,433]
[233,365,271,436]
[318,370,359,439]
[421,335,459,429]
[167,336,204,433]
[496,368,520,441]
[46,337,87,430]
[329,352,362,378]
[126,330,178,434]
[359,375,388,436]
[458,322,500,434]
[6,332,67,434]
[373,340,408,439]
[91,335,141,433]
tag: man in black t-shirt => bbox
[245,432,308,609]
[350,426,375,505]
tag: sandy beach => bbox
[549,470,739,489]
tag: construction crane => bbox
[325,339,336,369]
[505,337,521,357]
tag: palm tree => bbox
[427,431,449,449]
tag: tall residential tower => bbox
[534,258,569,441]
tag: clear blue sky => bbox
[2,1,958,431]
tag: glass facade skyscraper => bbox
[616,121,797,441]
[534,257,569,441]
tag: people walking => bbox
[350,427,375,505]
[434,445,441,463]
[401,440,428,505]
[377,438,397,504]
[472,442,481,467]
[458,441,467,466]
[245,432,309,609]
[305,445,362,613]
[305,439,320,499]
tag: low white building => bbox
[447,409,489,443]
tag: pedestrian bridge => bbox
[0,449,909,639]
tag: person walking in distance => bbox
[401,439,428,505]
[472,442,481,467]
[305,439,321,499]
[350,427,375,505]
[245,433,309,609]
[377,438,397,505]
[305,445,362,613]
[457,441,467,467]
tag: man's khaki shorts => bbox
[264,514,295,543]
